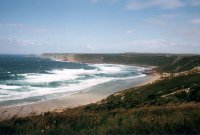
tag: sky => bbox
[0,0,200,54]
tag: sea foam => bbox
[0,63,146,104]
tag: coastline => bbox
[0,69,160,121]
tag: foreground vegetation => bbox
[1,103,199,134]
[0,53,200,134]
[0,70,200,134]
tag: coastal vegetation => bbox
[42,53,200,72]
[0,53,200,134]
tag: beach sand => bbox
[0,73,160,120]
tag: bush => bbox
[188,84,200,102]
[175,91,188,101]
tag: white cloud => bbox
[90,0,118,4]
[90,0,98,3]
[125,0,185,10]
[0,23,25,27]
[189,0,200,7]
[125,30,134,34]
[167,25,200,45]
[85,45,97,51]
[0,23,49,32]
[158,14,180,19]
[190,18,200,25]
[148,18,166,25]
[127,38,200,53]
[148,14,180,26]
[181,28,200,41]
[0,38,37,46]
[129,39,176,47]
[0,38,48,54]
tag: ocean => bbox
[0,55,146,107]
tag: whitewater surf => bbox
[0,55,147,106]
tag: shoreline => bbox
[0,69,161,121]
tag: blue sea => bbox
[0,55,146,106]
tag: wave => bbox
[0,77,112,101]
[0,85,21,90]
[0,63,146,103]
[19,64,131,84]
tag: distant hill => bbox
[42,53,200,72]
[159,55,200,72]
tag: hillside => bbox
[0,53,200,134]
[42,53,177,66]
[0,68,199,134]
[42,53,200,72]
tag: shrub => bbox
[188,84,200,102]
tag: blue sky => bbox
[0,0,200,54]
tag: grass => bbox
[0,72,200,134]
[0,53,200,134]
[85,73,200,111]
[0,103,199,134]
[159,55,200,72]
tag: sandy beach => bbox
[0,72,160,120]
